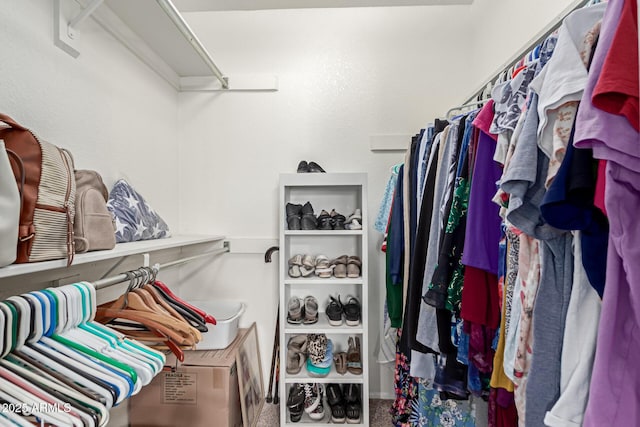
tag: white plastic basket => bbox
[189,300,246,350]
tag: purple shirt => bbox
[573,0,640,172]
[461,116,503,275]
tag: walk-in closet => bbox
[1,0,637,426]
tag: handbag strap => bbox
[5,149,25,222]
[0,114,27,132]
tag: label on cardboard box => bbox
[163,372,197,404]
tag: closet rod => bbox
[460,0,591,105]
[93,246,229,290]
[155,0,229,89]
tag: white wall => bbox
[1,2,180,425]
[177,0,576,399]
[0,0,181,227]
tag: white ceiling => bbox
[173,0,472,12]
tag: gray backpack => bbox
[73,170,116,253]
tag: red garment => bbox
[460,266,500,329]
[592,0,639,131]
[594,159,608,217]
[489,388,519,427]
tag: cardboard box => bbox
[129,329,248,427]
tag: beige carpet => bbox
[257,399,393,426]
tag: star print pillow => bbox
[106,179,171,243]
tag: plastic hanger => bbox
[1,359,101,427]
[15,292,118,407]
[0,303,79,427]
[57,286,155,386]
[152,281,216,325]
[41,288,139,388]
[29,290,130,404]
[75,283,165,374]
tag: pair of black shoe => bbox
[297,161,325,173]
[286,202,317,230]
[317,209,346,230]
[326,383,360,424]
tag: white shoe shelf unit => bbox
[279,173,369,426]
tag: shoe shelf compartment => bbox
[279,173,369,427]
[284,383,366,426]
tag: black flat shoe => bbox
[297,161,310,173]
[308,161,326,173]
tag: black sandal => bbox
[326,383,346,423]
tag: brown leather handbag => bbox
[0,114,76,265]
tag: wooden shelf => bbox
[0,234,224,279]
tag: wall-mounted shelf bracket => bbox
[67,0,104,38]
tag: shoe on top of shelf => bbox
[297,160,326,173]
[287,383,306,423]
[308,161,326,173]
[297,161,310,173]
[326,295,344,326]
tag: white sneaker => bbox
[309,385,325,420]
[304,383,321,414]
[346,209,362,223]
[346,219,362,230]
